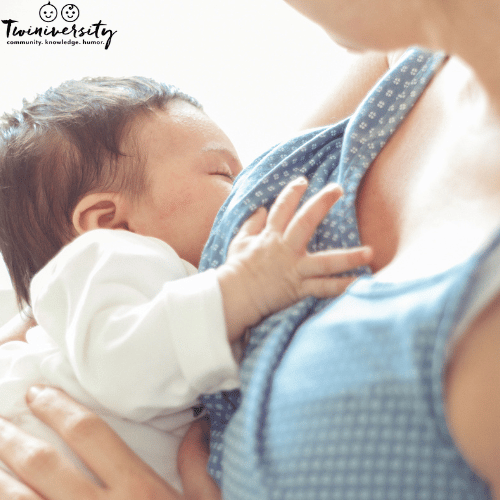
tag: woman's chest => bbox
[356,57,500,280]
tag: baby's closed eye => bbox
[209,163,235,181]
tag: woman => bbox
[2,0,500,497]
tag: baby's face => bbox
[126,100,242,267]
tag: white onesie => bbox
[0,229,240,491]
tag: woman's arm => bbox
[445,291,500,495]
[0,386,185,500]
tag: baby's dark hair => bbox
[0,76,201,309]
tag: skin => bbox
[73,100,244,269]
[0,312,35,344]
[285,0,500,497]
[3,0,500,497]
[120,100,244,268]
[73,102,371,342]
[281,0,443,52]
[300,50,396,129]
[0,90,373,499]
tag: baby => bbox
[0,77,371,490]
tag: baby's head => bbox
[0,77,241,308]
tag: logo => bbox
[3,2,117,49]
[61,4,79,23]
[39,2,57,22]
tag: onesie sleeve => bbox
[30,229,240,422]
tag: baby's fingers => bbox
[302,276,360,299]
[266,177,309,233]
[236,207,268,238]
[299,246,373,278]
[284,183,343,253]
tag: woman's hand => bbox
[178,417,221,500]
[0,386,182,500]
[0,310,35,344]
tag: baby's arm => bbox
[30,178,369,422]
[217,177,372,342]
[31,230,241,421]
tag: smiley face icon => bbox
[61,4,80,22]
[39,2,57,22]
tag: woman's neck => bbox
[430,0,500,114]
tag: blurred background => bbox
[0,0,353,324]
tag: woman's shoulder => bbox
[445,229,500,492]
[387,48,412,68]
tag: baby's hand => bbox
[217,177,372,342]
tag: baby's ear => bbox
[72,193,130,235]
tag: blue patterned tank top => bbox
[198,47,493,498]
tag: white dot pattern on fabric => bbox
[198,48,490,499]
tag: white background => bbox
[0,0,352,324]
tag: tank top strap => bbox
[339,48,447,195]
